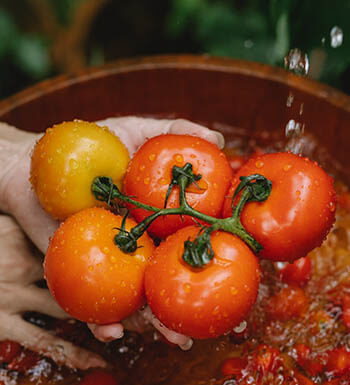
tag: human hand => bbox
[0,118,224,365]
[0,214,106,369]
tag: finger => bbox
[0,138,59,253]
[97,116,170,156]
[15,285,68,319]
[139,306,193,350]
[0,313,107,370]
[168,119,225,149]
[97,117,225,156]
[0,215,44,284]
[88,323,124,342]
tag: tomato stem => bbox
[92,168,272,264]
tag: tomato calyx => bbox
[164,162,202,208]
[182,226,215,267]
[92,166,272,266]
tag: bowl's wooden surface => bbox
[0,54,349,180]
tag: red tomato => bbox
[80,369,118,385]
[44,208,154,324]
[123,134,233,238]
[7,350,41,372]
[325,347,350,376]
[342,294,350,329]
[221,356,247,377]
[294,344,324,376]
[222,152,336,262]
[251,344,281,375]
[0,340,21,364]
[293,371,316,385]
[266,286,308,321]
[274,256,312,286]
[145,226,260,339]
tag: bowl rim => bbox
[0,54,350,117]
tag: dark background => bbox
[0,0,350,99]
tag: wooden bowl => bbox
[0,54,349,182]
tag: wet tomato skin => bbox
[123,134,233,238]
[0,340,21,364]
[44,208,154,324]
[266,286,308,321]
[222,152,336,262]
[31,120,130,220]
[274,256,312,286]
[145,226,260,339]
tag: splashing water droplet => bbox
[286,92,294,107]
[285,119,304,138]
[233,320,247,333]
[284,48,309,76]
[330,26,343,48]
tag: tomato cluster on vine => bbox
[31,120,337,341]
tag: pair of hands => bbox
[0,117,224,369]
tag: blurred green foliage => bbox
[0,0,349,98]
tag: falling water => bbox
[330,26,343,48]
[284,48,310,76]
[283,48,311,153]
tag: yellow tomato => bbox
[30,120,129,220]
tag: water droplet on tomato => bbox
[59,189,67,198]
[48,157,53,164]
[255,160,264,169]
[88,266,93,272]
[159,177,168,185]
[160,289,166,296]
[329,202,336,212]
[69,159,78,170]
[174,154,184,164]
[231,286,238,295]
[283,164,292,171]
[110,255,117,263]
[149,153,156,161]
[144,177,150,185]
[139,165,145,171]
[183,283,192,293]
[212,306,220,315]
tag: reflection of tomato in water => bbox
[145,226,260,339]
[123,134,233,238]
[44,208,154,324]
[222,152,336,262]
[30,120,129,220]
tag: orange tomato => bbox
[44,208,154,324]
